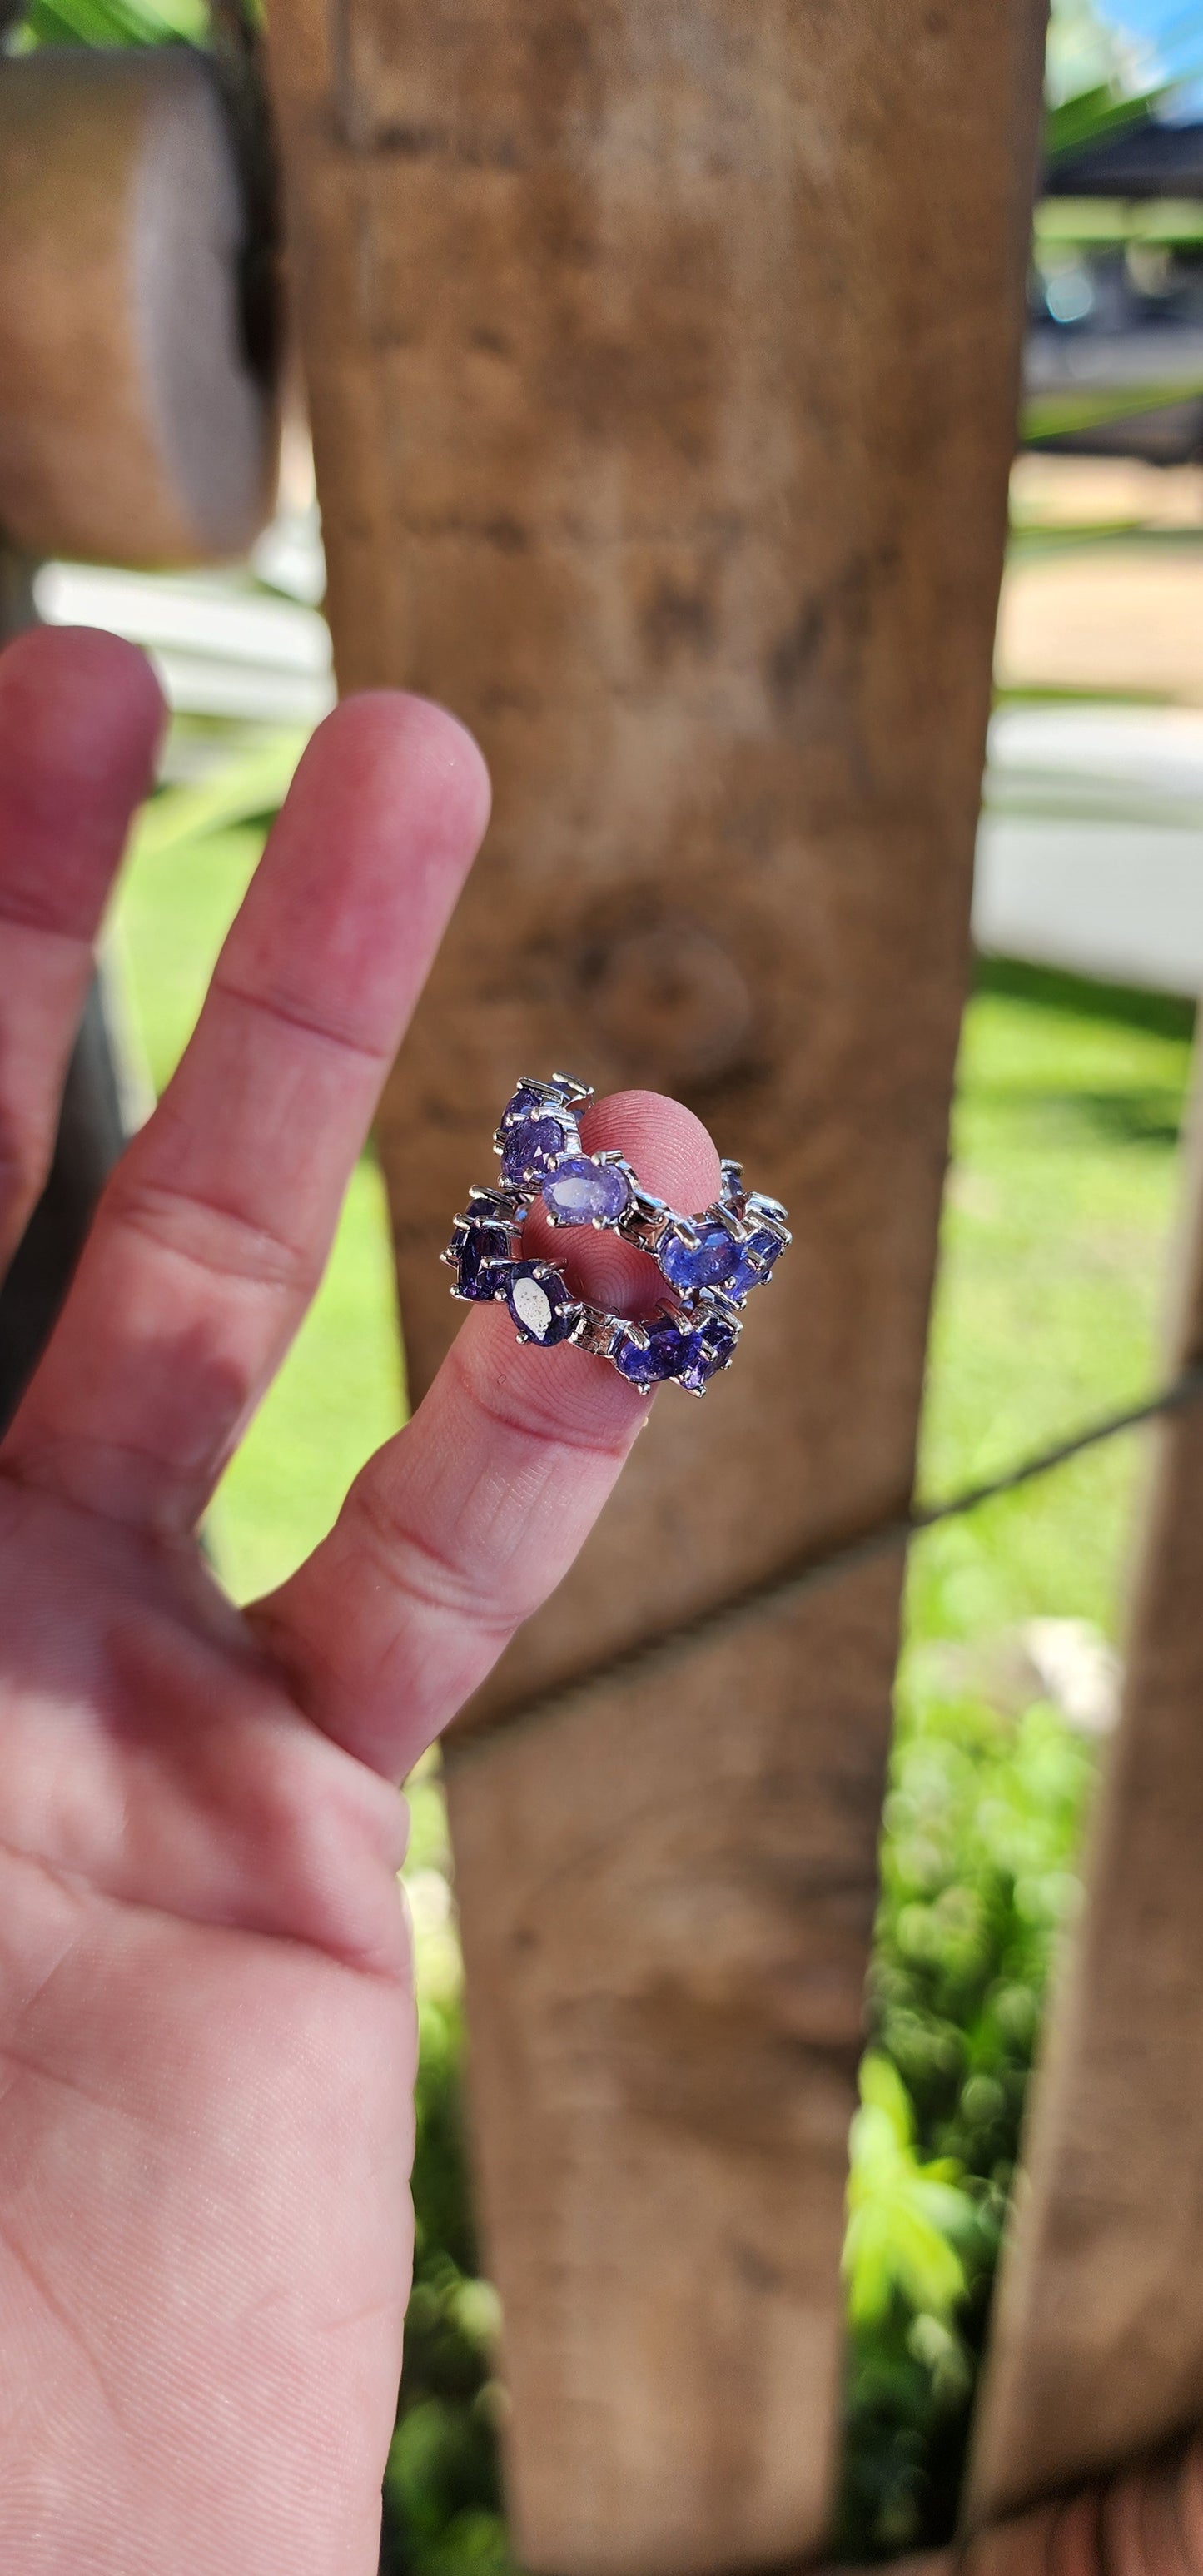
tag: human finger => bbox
[251,1092,723,1778]
[2,692,490,1529]
[0,626,163,1274]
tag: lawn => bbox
[108,728,1197,2571]
[111,785,405,1603]
[913,959,1194,1646]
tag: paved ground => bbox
[997,548,1203,709]
[982,458,1203,994]
[977,700,1203,992]
[998,456,1203,709]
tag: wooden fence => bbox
[7,4,1203,2569]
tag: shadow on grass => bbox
[975,954,1196,1044]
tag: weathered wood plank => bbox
[266,0,1046,1720]
[264,2,1046,2564]
[444,1563,907,2574]
[966,1062,1203,2529]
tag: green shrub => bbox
[836,1658,1097,2559]
[380,1767,517,2576]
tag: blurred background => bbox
[3,0,1203,2564]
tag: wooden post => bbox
[264,2,1046,2565]
[0,49,278,566]
[967,1059,1203,2529]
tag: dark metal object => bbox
[208,0,286,395]
[0,549,128,1435]
[0,976,127,1435]
[0,544,35,634]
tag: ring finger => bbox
[0,626,163,1276]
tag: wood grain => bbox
[264,1,1046,2563]
[445,1563,906,2574]
[967,1061,1203,2529]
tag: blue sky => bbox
[1106,0,1202,87]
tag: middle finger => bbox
[2,692,490,1532]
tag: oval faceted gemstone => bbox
[659,1220,740,1295]
[505,1084,547,1122]
[500,1116,569,1186]
[614,1315,688,1388]
[541,1156,630,1227]
[505,1261,577,1345]
[728,1226,786,1300]
[679,1311,739,1391]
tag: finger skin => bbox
[253,1092,723,1779]
[2,692,491,1529]
[0,628,164,1271]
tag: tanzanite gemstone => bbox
[455,1222,512,1301]
[503,1084,547,1125]
[678,1311,740,1391]
[659,1220,741,1295]
[541,1156,630,1227]
[505,1261,578,1345]
[500,1116,570,1187]
[613,1315,688,1388]
[728,1226,786,1300]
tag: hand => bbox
[0,626,719,2575]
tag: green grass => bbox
[912,962,1194,1653]
[109,800,404,1603]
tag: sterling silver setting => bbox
[440,1073,791,1395]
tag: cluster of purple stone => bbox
[608,1296,743,1396]
[654,1183,788,1305]
[440,1075,790,1396]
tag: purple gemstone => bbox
[659,1221,740,1295]
[614,1316,688,1388]
[505,1261,577,1345]
[504,1085,547,1124]
[541,1156,630,1228]
[728,1226,786,1300]
[500,1116,569,1186]
[455,1222,512,1301]
[679,1312,740,1391]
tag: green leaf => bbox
[843,2056,977,2325]
[18,0,207,44]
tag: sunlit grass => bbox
[110,803,405,1603]
[912,964,1195,1649]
